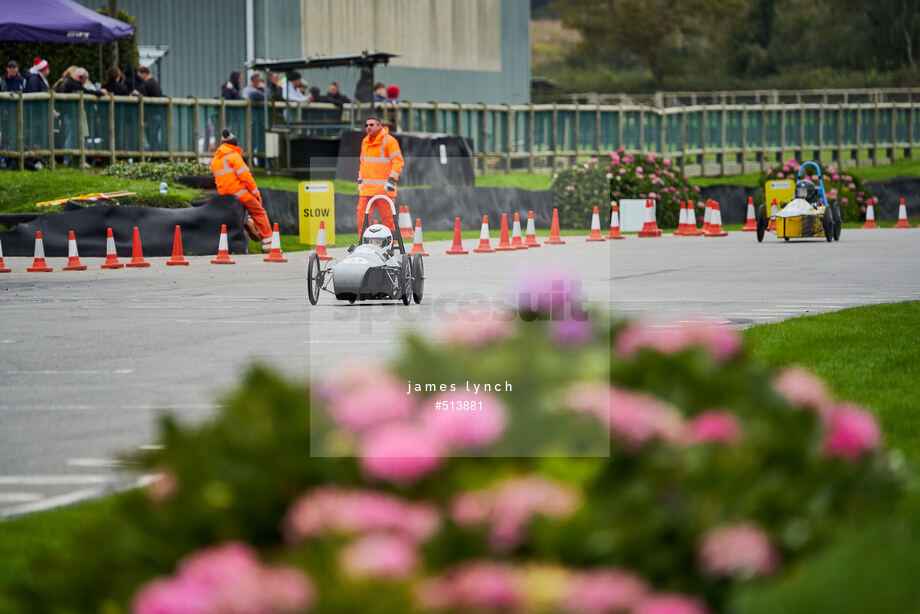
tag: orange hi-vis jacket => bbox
[359,127,404,196]
[211,142,260,202]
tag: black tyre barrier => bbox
[174,175,217,190]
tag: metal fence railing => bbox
[2,91,918,177]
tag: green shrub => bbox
[103,160,211,182]
[756,159,873,222]
[552,151,701,228]
[7,277,911,613]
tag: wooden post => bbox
[245,100,252,166]
[854,104,861,166]
[638,108,645,152]
[138,94,145,162]
[528,102,534,173]
[193,97,200,159]
[798,105,805,162]
[48,90,56,170]
[659,108,666,158]
[741,104,748,174]
[890,104,897,163]
[78,92,86,169]
[720,103,727,176]
[680,107,687,175]
[760,103,767,173]
[109,93,116,165]
[17,91,24,170]
[573,101,580,160]
[837,104,844,164]
[219,97,226,138]
[505,103,512,173]
[551,102,558,170]
[167,96,174,162]
[407,100,414,132]
[817,104,824,163]
[700,104,707,176]
[617,103,623,151]
[872,101,879,166]
[779,104,786,166]
[432,101,439,133]
[480,102,488,174]
[909,103,915,160]
[594,102,601,154]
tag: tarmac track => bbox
[1,228,918,517]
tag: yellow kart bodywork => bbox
[775,205,828,239]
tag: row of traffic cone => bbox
[2,222,288,272]
[741,195,918,232]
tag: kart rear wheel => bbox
[411,253,424,304]
[307,253,321,305]
[833,204,842,241]
[399,256,411,306]
[823,207,834,242]
[756,204,767,243]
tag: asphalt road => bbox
[1,228,919,516]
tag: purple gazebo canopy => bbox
[0,0,134,44]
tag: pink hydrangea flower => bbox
[561,569,648,614]
[848,183,856,190]
[773,367,832,411]
[635,593,709,614]
[132,542,315,614]
[551,318,592,344]
[687,410,742,445]
[699,523,780,577]
[340,533,418,580]
[610,386,685,449]
[636,166,644,174]
[777,172,784,178]
[423,391,507,450]
[416,562,520,611]
[624,155,634,163]
[615,321,741,361]
[647,154,657,162]
[451,476,581,552]
[360,422,445,484]
[284,487,440,542]
[822,405,881,460]
[664,159,672,167]
[147,470,177,502]
[318,364,413,432]
[619,167,626,174]
[441,306,513,347]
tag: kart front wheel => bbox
[833,204,842,241]
[823,208,834,243]
[307,252,321,305]
[399,256,411,306]
[411,253,424,304]
[756,204,767,243]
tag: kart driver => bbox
[795,179,819,205]
[362,224,393,251]
[357,116,404,235]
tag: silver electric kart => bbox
[307,195,424,305]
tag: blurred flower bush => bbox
[8,275,912,613]
[103,160,211,181]
[757,158,874,222]
[551,151,700,229]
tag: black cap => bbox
[7,60,18,68]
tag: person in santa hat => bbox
[24,58,50,93]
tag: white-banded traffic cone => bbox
[607,202,625,239]
[705,201,728,237]
[0,237,10,273]
[687,201,703,235]
[894,198,912,228]
[101,228,124,269]
[742,197,757,231]
[27,231,53,272]
[410,218,429,256]
[862,197,879,229]
[314,220,332,261]
[398,205,414,239]
[637,199,662,237]
[63,230,87,270]
[210,224,236,264]
[511,212,527,249]
[586,206,606,241]
[473,215,494,253]
[524,210,541,247]
[768,199,778,232]
[673,201,688,236]
[701,200,713,235]
[263,223,288,262]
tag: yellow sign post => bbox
[765,179,794,211]
[298,181,335,245]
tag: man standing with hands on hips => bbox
[357,116,404,234]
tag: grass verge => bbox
[0,169,202,214]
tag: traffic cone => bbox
[27,231,53,272]
[705,201,728,237]
[410,218,429,256]
[687,201,703,235]
[524,210,541,247]
[607,202,625,239]
[701,200,713,235]
[495,213,515,251]
[473,215,494,253]
[510,212,527,249]
[101,228,124,269]
[862,197,879,229]
[62,230,87,270]
[894,198,912,228]
[210,224,236,264]
[263,222,288,262]
[767,199,778,232]
[586,206,606,241]
[0,237,10,273]
[673,201,687,236]
[398,205,414,239]
[126,226,151,268]
[637,199,662,237]
[545,208,566,245]
[314,220,332,261]
[166,225,190,266]
[446,217,468,254]
[742,197,757,231]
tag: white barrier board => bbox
[618,199,649,232]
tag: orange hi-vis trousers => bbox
[357,194,397,236]
[240,193,273,252]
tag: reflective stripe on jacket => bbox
[211,143,259,200]
[358,127,404,196]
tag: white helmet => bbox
[361,224,393,251]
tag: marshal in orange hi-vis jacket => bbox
[211,129,273,252]
[357,117,404,234]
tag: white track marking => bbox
[0,493,43,503]
[0,475,114,486]
[5,369,134,375]
[66,458,125,468]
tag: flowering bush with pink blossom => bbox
[552,150,699,229]
[10,286,912,614]
[758,158,873,222]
